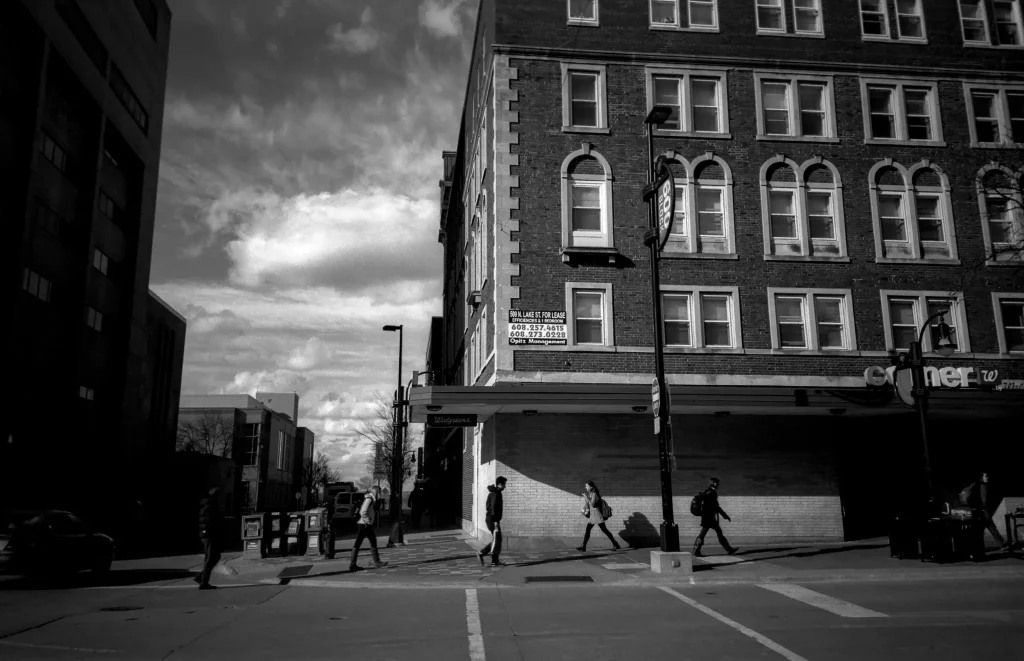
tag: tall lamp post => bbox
[642,105,680,552]
[907,310,957,504]
[383,324,405,546]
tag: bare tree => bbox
[176,413,234,457]
[352,391,416,499]
[304,451,341,505]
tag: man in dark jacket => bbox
[966,471,1009,551]
[196,487,222,590]
[693,477,738,558]
[323,494,337,559]
[408,483,425,530]
[477,476,507,567]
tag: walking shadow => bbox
[616,513,660,549]
[0,568,198,591]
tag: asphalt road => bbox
[0,577,1021,660]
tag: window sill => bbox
[864,138,946,148]
[893,37,929,45]
[985,258,1024,267]
[875,257,961,266]
[756,135,840,144]
[970,141,1021,149]
[963,42,1024,50]
[561,246,620,264]
[861,35,893,42]
[660,251,739,260]
[562,126,611,135]
[566,20,599,27]
[663,347,744,354]
[648,25,720,33]
[767,349,862,356]
[764,255,851,263]
[654,129,732,140]
[755,29,789,37]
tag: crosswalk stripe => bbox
[659,587,809,661]
[759,583,889,618]
[466,588,486,661]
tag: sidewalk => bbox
[220,528,1024,589]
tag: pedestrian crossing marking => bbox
[759,583,889,618]
[602,563,649,570]
[695,555,748,565]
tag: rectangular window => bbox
[915,195,944,242]
[688,0,718,28]
[569,72,598,128]
[79,386,95,401]
[878,193,907,241]
[697,187,725,236]
[650,73,724,134]
[882,292,969,353]
[967,86,1024,146]
[770,290,853,351]
[793,0,822,34]
[110,65,150,135]
[756,0,785,32]
[756,75,835,139]
[960,1,991,43]
[896,0,926,40]
[864,82,941,143]
[700,293,732,347]
[573,290,604,344]
[40,133,68,173]
[807,191,835,239]
[277,431,285,470]
[995,0,1024,45]
[662,293,692,346]
[93,249,109,275]
[98,191,116,219]
[671,185,687,237]
[996,297,1024,352]
[34,199,63,236]
[651,0,678,25]
[21,267,52,303]
[568,0,598,24]
[769,189,797,239]
[86,306,103,331]
[860,0,889,37]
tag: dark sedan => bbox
[0,510,115,576]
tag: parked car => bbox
[0,510,115,576]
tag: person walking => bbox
[196,487,222,590]
[693,477,738,558]
[962,471,1010,552]
[477,476,507,567]
[323,494,337,559]
[576,481,621,552]
[408,483,425,530]
[350,486,388,572]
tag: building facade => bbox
[1,0,175,520]
[416,0,1024,549]
[178,395,312,514]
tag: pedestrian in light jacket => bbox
[196,488,222,590]
[576,481,621,552]
[349,486,388,572]
[477,476,507,567]
[693,477,738,558]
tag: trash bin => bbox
[305,508,328,557]
[266,511,287,557]
[285,511,306,555]
[241,513,268,559]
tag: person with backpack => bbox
[477,476,507,567]
[196,487,222,590]
[960,471,1009,552]
[349,486,388,572]
[576,480,621,552]
[692,477,738,557]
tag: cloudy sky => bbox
[151,0,474,481]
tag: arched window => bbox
[869,159,958,262]
[759,155,847,260]
[659,150,736,257]
[976,163,1024,264]
[560,144,614,252]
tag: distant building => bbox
[178,395,311,513]
[2,0,174,520]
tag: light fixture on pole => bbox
[907,309,957,504]
[383,324,406,546]
[641,104,680,553]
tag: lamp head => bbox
[644,105,673,126]
[383,324,401,332]
[935,317,957,357]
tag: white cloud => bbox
[285,336,330,370]
[419,0,468,38]
[327,7,382,54]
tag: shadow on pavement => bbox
[0,568,199,591]
[513,551,620,569]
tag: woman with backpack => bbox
[576,481,621,552]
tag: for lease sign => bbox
[508,310,567,346]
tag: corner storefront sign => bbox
[426,414,478,427]
[864,364,1003,389]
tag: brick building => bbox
[1,0,181,524]
[415,0,1024,549]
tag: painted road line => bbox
[758,583,889,618]
[659,587,809,661]
[695,555,748,565]
[0,640,120,654]
[602,563,649,570]
[466,588,486,661]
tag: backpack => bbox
[599,499,612,519]
[690,491,706,516]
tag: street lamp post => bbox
[906,309,956,504]
[642,105,680,553]
[383,324,405,546]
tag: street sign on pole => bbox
[652,377,661,434]
[655,163,676,251]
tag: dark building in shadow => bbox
[1,0,179,532]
